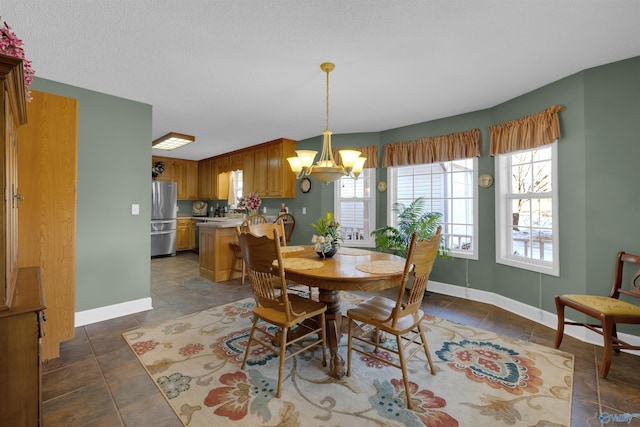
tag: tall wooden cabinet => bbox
[17,90,78,361]
[0,54,46,426]
[251,138,296,198]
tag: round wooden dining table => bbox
[280,245,406,379]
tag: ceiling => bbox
[3,1,640,161]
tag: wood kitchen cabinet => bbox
[176,159,198,200]
[153,156,198,199]
[242,149,255,194]
[152,156,176,182]
[229,152,243,170]
[198,157,221,200]
[252,138,297,198]
[197,138,297,200]
[176,219,195,251]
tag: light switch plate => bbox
[131,204,140,215]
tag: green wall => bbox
[29,56,640,337]
[288,56,640,331]
[30,78,152,311]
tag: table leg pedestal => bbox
[319,288,345,378]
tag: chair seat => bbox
[347,295,425,333]
[561,294,640,316]
[254,293,326,327]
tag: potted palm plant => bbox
[371,198,446,288]
[371,197,445,258]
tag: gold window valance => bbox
[382,128,482,167]
[331,145,379,168]
[489,105,565,156]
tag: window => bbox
[495,142,558,275]
[388,158,478,259]
[334,168,376,247]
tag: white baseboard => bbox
[428,280,640,356]
[75,298,153,327]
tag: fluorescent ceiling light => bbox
[152,132,195,150]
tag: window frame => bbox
[333,168,376,248]
[387,158,479,260]
[494,141,559,276]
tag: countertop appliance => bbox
[151,181,177,257]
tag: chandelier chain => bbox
[325,66,330,131]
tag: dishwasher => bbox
[194,219,207,253]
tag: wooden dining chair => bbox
[346,227,441,410]
[241,213,268,229]
[229,214,269,283]
[274,213,296,243]
[249,222,287,247]
[555,251,640,378]
[238,227,327,398]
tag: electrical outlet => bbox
[302,207,306,215]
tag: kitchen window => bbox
[494,142,559,275]
[387,158,478,259]
[334,168,376,247]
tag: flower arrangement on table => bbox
[238,192,261,214]
[311,211,343,257]
[1,20,35,101]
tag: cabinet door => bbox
[253,146,268,197]
[185,161,199,199]
[198,158,211,199]
[174,159,187,198]
[187,220,195,249]
[242,149,254,195]
[267,143,283,197]
[176,219,190,251]
[152,156,175,182]
[17,90,77,361]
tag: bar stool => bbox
[229,241,245,284]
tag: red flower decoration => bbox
[0,21,35,101]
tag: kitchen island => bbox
[198,220,242,282]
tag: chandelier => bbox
[287,62,366,184]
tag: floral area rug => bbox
[123,290,573,426]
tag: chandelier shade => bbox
[287,62,366,184]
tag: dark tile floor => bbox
[42,252,640,426]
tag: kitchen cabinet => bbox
[17,90,78,361]
[176,219,195,251]
[229,152,243,170]
[176,159,198,200]
[198,158,212,199]
[217,155,230,173]
[199,224,237,282]
[153,156,198,200]
[252,138,297,198]
[242,149,255,194]
[152,156,176,182]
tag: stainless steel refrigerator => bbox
[151,181,177,257]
